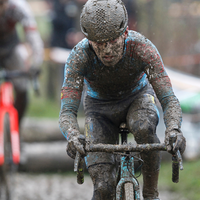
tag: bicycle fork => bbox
[116,155,140,200]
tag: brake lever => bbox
[169,133,183,170]
[29,68,41,97]
[32,76,40,97]
[175,149,183,170]
[74,151,81,172]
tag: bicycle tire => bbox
[124,182,134,200]
[0,113,16,200]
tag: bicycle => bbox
[0,69,40,200]
[74,123,183,200]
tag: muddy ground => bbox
[12,172,188,200]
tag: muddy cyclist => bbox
[59,0,186,199]
[0,0,43,127]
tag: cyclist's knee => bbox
[88,163,116,200]
[127,109,159,144]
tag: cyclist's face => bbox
[90,30,128,66]
[0,0,8,16]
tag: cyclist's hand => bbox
[165,129,186,155]
[66,132,86,159]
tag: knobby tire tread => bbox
[124,182,134,200]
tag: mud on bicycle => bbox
[0,69,40,200]
[74,123,183,200]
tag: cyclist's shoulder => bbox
[126,30,158,53]
[70,38,93,59]
[126,30,151,44]
[74,38,90,51]
[66,38,92,69]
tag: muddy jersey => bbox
[0,0,43,66]
[59,30,182,139]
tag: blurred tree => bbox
[136,0,200,76]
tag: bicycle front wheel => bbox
[0,113,16,200]
[124,182,134,200]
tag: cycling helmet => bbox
[80,0,128,43]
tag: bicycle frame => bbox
[0,81,20,165]
[116,156,140,200]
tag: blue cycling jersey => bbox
[59,30,182,139]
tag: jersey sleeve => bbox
[59,41,88,139]
[12,0,37,29]
[134,33,182,132]
[12,0,43,67]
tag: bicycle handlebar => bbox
[85,143,167,153]
[86,142,183,169]
[0,70,29,79]
[74,142,183,184]
[0,69,41,96]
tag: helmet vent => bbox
[96,8,106,27]
[80,0,128,42]
[120,20,124,29]
[82,26,87,33]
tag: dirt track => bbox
[13,173,187,200]
[14,173,93,200]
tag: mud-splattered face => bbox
[0,0,8,16]
[90,34,126,66]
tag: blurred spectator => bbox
[0,0,43,126]
[46,0,85,49]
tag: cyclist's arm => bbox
[151,67,182,132]
[59,44,86,140]
[24,28,44,68]
[15,0,44,68]
[135,36,182,132]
